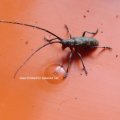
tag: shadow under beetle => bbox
[0,20,112,78]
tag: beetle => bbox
[0,20,112,78]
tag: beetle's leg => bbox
[82,29,98,37]
[44,36,58,42]
[91,46,112,50]
[64,24,72,38]
[76,51,88,75]
[64,50,73,78]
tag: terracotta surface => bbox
[0,0,120,120]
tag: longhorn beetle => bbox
[0,20,112,78]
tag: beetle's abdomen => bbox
[76,37,99,47]
[62,37,99,48]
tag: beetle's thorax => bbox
[62,37,99,48]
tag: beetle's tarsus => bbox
[44,36,58,42]
[44,37,49,42]
[63,73,68,79]
[83,68,88,76]
[92,28,99,37]
[91,46,112,50]
[104,46,112,50]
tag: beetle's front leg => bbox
[64,24,72,39]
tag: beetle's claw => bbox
[103,46,112,50]
[107,47,112,50]
[44,37,50,42]
[95,28,99,34]
[83,68,88,76]
[64,73,68,79]
[85,70,88,76]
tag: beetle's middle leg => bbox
[64,24,72,39]
[64,49,73,78]
[82,29,98,37]
[76,51,88,75]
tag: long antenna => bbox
[0,20,63,41]
[14,41,61,78]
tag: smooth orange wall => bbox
[0,0,120,120]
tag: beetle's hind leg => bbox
[91,46,112,50]
[82,29,98,37]
[64,24,72,39]
[76,51,88,75]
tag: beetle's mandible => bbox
[0,20,112,78]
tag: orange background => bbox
[0,0,120,120]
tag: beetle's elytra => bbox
[0,20,112,78]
